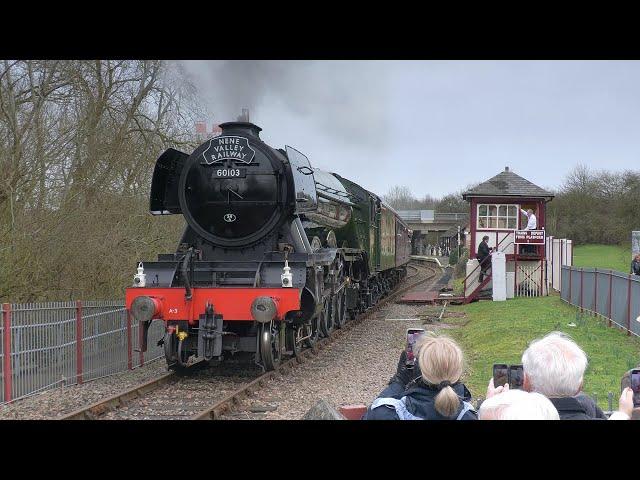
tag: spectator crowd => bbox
[364,331,637,420]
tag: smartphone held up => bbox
[631,369,640,408]
[493,364,509,387]
[406,329,426,368]
[493,363,524,389]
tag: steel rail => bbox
[59,372,175,420]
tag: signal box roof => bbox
[462,167,554,201]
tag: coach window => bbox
[477,204,518,229]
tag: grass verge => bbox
[573,244,631,273]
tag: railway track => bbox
[59,260,440,420]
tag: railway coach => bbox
[126,119,411,371]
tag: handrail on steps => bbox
[462,236,515,295]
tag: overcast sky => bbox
[179,60,640,198]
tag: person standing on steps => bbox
[477,235,492,282]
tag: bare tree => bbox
[0,60,204,301]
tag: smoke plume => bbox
[177,60,390,148]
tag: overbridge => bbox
[397,210,469,255]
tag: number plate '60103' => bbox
[213,168,246,179]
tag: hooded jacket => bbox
[364,379,477,420]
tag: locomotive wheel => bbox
[286,325,302,359]
[163,332,176,367]
[259,321,282,371]
[371,284,379,306]
[319,297,334,337]
[332,290,347,328]
[303,314,320,348]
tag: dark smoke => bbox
[177,60,390,148]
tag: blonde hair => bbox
[416,333,464,417]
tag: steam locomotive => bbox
[126,120,412,371]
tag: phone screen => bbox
[406,329,426,367]
[631,369,640,407]
[493,364,509,387]
[509,365,524,389]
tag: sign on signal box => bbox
[514,229,545,244]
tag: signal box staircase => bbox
[457,235,517,304]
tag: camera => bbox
[405,328,426,368]
[631,369,640,408]
[493,363,524,389]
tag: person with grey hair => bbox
[520,331,634,420]
[520,208,537,230]
[520,208,537,254]
[479,389,559,420]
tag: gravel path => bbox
[101,361,262,420]
[220,268,463,420]
[221,305,461,420]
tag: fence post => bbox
[126,310,133,370]
[579,268,584,311]
[594,268,598,316]
[608,270,613,328]
[515,255,519,297]
[540,260,544,296]
[549,237,554,289]
[568,265,572,304]
[75,300,83,385]
[627,274,632,336]
[570,240,574,265]
[2,303,12,403]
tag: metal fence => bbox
[1,301,164,404]
[560,266,640,338]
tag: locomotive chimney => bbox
[219,113,262,139]
[237,108,250,122]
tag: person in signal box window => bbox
[520,208,537,255]
[521,208,537,230]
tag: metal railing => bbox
[1,301,165,404]
[560,266,640,338]
[434,213,468,222]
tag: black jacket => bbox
[575,392,608,419]
[477,241,490,260]
[548,396,604,420]
[364,379,477,421]
[631,260,640,276]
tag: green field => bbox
[444,295,640,409]
[573,244,631,273]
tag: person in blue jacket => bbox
[364,333,477,420]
